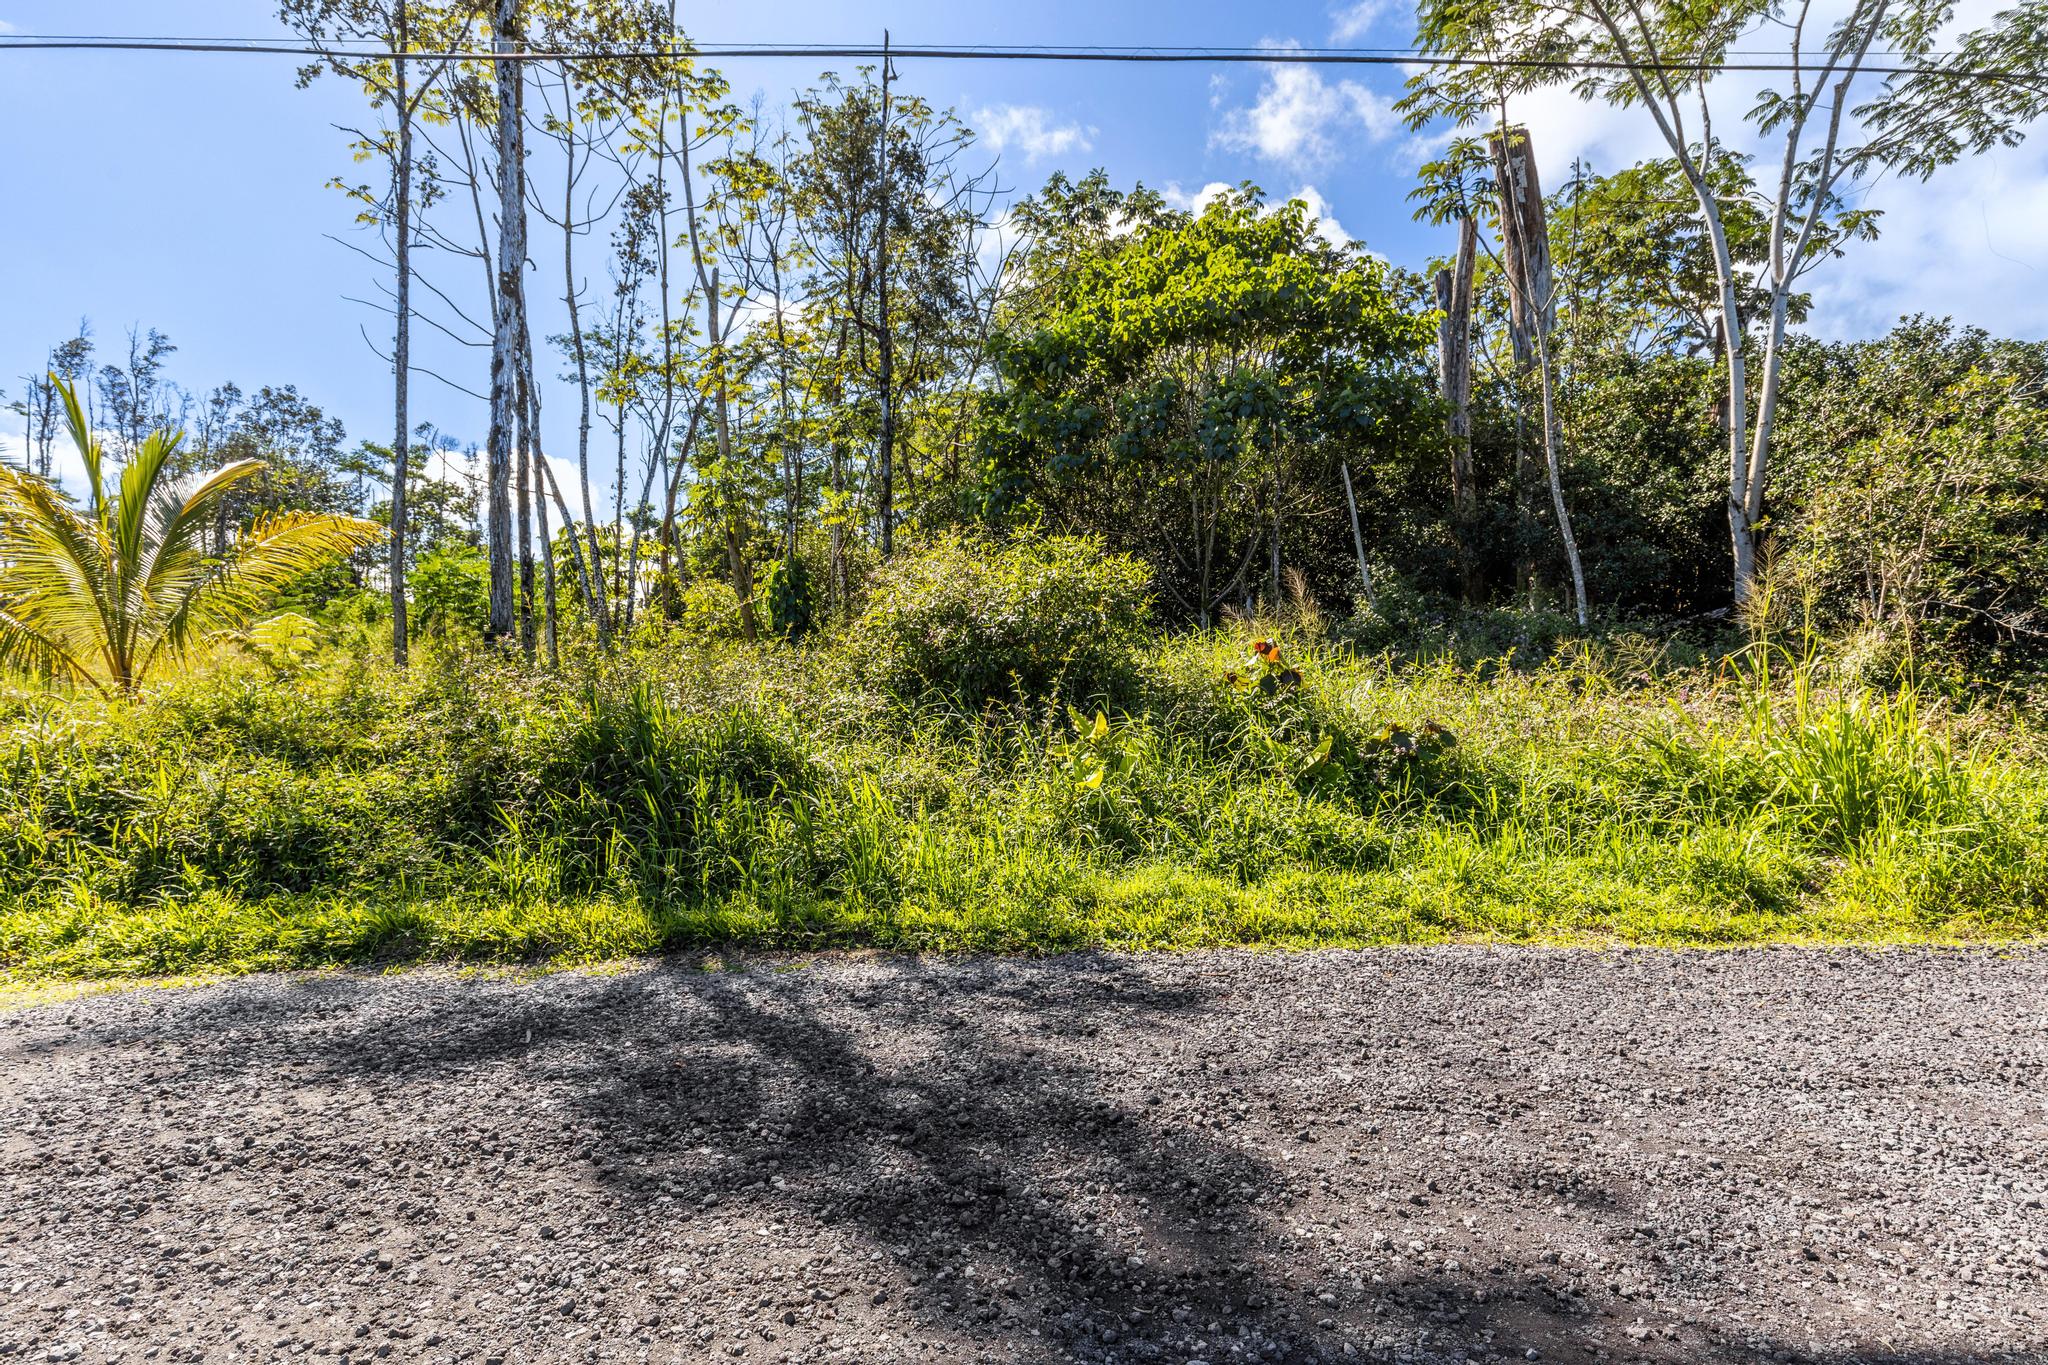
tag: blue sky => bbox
[3,0,2046,486]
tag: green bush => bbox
[760,557,820,640]
[849,533,1152,706]
[408,544,491,638]
[672,577,749,642]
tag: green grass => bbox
[2,628,2045,980]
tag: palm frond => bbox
[140,510,384,677]
[113,427,186,579]
[54,376,105,515]
[1,389,384,692]
[0,596,101,692]
[133,458,268,613]
[0,461,118,662]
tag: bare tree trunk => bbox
[533,419,559,666]
[1530,323,1588,628]
[558,63,609,647]
[655,402,705,611]
[517,287,596,630]
[876,33,896,558]
[1491,124,1588,627]
[706,269,761,642]
[1436,214,1478,605]
[612,404,628,607]
[1745,288,1794,526]
[484,0,526,643]
[623,440,661,631]
[389,0,413,666]
[829,439,848,614]
[768,242,800,563]
[1269,457,1282,608]
[1341,462,1373,608]
[1710,222,1755,606]
[515,373,536,661]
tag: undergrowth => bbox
[1,627,2043,979]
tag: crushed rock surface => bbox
[2,947,2045,1365]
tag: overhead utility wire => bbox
[0,37,2035,81]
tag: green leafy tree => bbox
[1770,319,2048,655]
[0,380,383,694]
[978,187,1432,624]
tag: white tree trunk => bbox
[483,0,525,643]
[1492,125,1588,626]
[1436,215,1478,603]
[1341,462,1373,609]
[389,1,412,666]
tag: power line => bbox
[0,36,2035,82]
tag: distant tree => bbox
[789,69,997,560]
[215,386,354,523]
[94,327,188,460]
[11,325,98,482]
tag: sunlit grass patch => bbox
[1,634,2043,979]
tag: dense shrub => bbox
[1771,320,2048,662]
[849,533,1153,706]
[408,544,491,637]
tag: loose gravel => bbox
[3,948,2045,1365]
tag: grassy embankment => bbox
[2,626,2043,980]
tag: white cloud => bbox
[1461,27,2048,341]
[1161,180,1376,256]
[1329,1,1391,42]
[0,21,17,36]
[1288,184,1355,250]
[974,104,1095,164]
[1161,180,1236,215]
[1210,43,1401,170]
[1807,144,2048,341]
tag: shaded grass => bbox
[2,630,2044,979]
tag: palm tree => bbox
[0,377,383,694]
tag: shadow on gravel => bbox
[66,957,2035,1365]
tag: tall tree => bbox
[1490,126,1588,626]
[94,328,186,461]
[1435,215,1479,603]
[283,0,475,665]
[484,0,526,643]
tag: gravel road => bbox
[3,948,2045,1365]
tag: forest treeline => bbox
[9,0,2048,675]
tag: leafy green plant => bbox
[759,557,818,641]
[1052,707,1140,792]
[850,533,1152,707]
[407,543,490,638]
[225,612,326,679]
[0,378,382,694]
